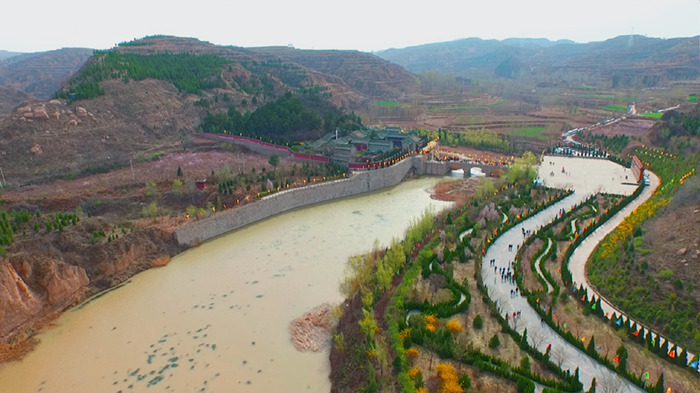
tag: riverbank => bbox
[0,148,459,365]
[0,176,453,393]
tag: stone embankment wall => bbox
[175,156,422,245]
[175,155,506,245]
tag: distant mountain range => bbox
[377,35,700,88]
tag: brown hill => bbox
[0,48,93,100]
[0,36,417,185]
[0,86,30,116]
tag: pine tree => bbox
[653,372,664,393]
[677,348,688,367]
[588,377,596,393]
[594,298,603,317]
[177,166,182,177]
[660,338,669,358]
[587,335,596,355]
[616,345,628,372]
[644,330,654,350]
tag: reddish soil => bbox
[589,118,656,138]
[1,140,271,206]
[431,177,481,206]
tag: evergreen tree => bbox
[660,338,669,358]
[588,378,596,393]
[586,336,596,355]
[615,345,628,372]
[488,334,501,348]
[677,347,688,367]
[653,372,664,393]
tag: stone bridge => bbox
[418,159,505,177]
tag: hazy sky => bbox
[1,0,698,53]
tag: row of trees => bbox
[585,133,630,153]
[423,128,511,153]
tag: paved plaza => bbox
[538,155,639,196]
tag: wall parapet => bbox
[175,156,422,245]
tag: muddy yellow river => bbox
[0,177,453,393]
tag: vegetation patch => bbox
[586,134,629,153]
[588,146,699,351]
[427,105,484,113]
[200,91,362,142]
[421,128,510,154]
[56,51,230,101]
[374,101,402,107]
[641,112,663,119]
[330,156,586,393]
[512,127,547,140]
[602,105,628,112]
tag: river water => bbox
[0,177,453,393]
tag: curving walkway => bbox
[569,171,697,368]
[481,191,643,392]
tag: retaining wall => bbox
[175,156,422,245]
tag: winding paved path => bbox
[480,155,651,392]
[569,172,698,367]
[481,192,643,393]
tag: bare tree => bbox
[599,372,624,393]
[550,346,567,369]
[530,331,546,351]
[572,316,585,340]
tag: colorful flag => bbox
[614,355,619,362]
[643,372,649,380]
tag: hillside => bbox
[377,35,700,88]
[0,50,22,61]
[0,86,30,116]
[0,36,417,184]
[0,48,94,101]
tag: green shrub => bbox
[473,315,483,329]
[520,356,531,372]
[488,334,500,348]
[458,373,471,390]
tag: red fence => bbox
[200,133,331,163]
